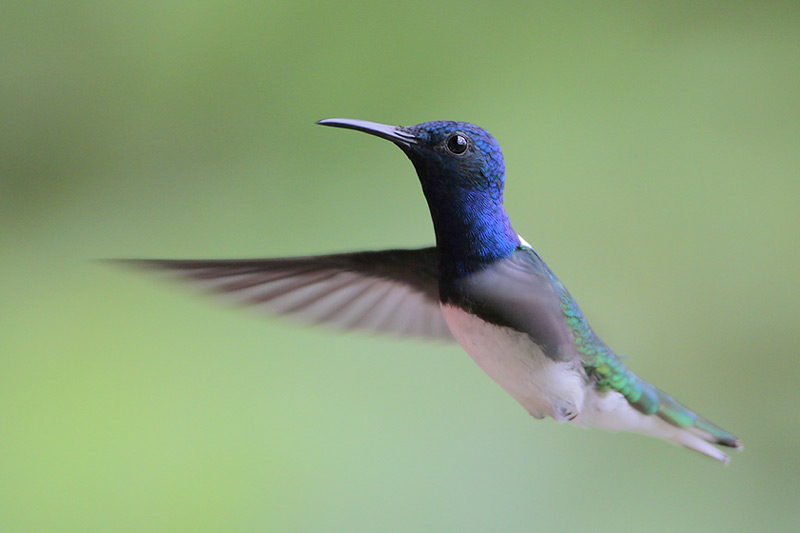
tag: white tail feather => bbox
[573,389,730,463]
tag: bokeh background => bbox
[3,2,799,531]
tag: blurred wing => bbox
[445,246,578,361]
[115,247,453,341]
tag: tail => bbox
[581,381,742,463]
[641,383,742,463]
[580,371,742,463]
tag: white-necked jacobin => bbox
[122,118,742,463]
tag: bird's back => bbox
[440,242,741,461]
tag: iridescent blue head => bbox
[317,118,520,277]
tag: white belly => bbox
[440,304,587,421]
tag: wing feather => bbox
[114,248,452,341]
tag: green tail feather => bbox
[618,375,738,447]
[646,383,741,448]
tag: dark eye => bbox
[446,133,468,154]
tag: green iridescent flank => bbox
[548,271,658,413]
[543,265,738,446]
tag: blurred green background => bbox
[3,1,799,531]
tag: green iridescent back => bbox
[540,259,739,446]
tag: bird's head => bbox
[317,118,519,275]
[317,118,506,203]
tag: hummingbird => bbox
[121,118,741,463]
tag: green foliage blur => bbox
[3,1,799,531]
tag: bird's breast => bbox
[440,303,586,421]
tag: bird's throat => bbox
[424,188,520,278]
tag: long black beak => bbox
[316,118,417,147]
